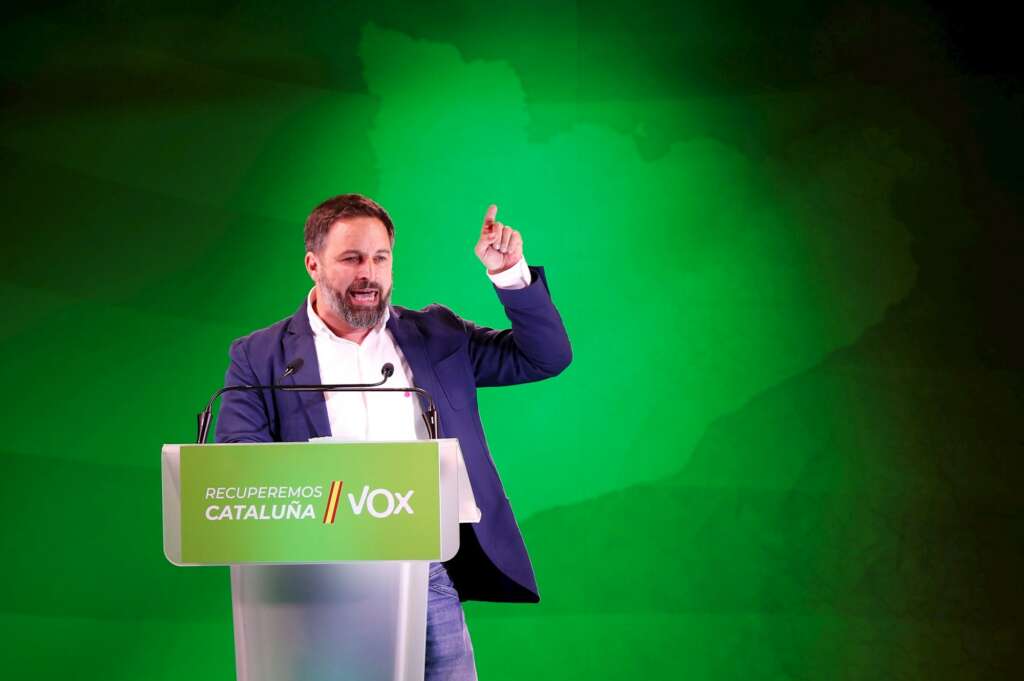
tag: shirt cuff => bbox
[487,256,532,290]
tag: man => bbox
[215,194,572,679]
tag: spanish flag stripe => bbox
[323,481,341,524]
[325,481,338,524]
[329,481,343,524]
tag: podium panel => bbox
[231,562,428,681]
[162,440,466,565]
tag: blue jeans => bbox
[425,562,477,681]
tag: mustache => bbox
[346,280,384,294]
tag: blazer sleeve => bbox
[214,337,275,443]
[463,265,573,388]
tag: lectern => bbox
[162,439,478,681]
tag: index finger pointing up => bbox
[482,204,498,231]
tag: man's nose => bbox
[356,258,375,282]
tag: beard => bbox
[320,277,392,329]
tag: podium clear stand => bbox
[162,439,477,681]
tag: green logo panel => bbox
[179,442,441,563]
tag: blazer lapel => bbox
[387,306,444,429]
[283,302,331,440]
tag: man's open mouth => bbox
[349,289,379,305]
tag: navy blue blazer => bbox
[214,266,572,602]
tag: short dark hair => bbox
[304,194,395,253]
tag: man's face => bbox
[306,216,393,329]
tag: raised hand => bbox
[474,204,523,274]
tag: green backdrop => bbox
[1,1,1021,679]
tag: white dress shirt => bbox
[308,258,531,442]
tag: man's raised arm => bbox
[465,205,572,387]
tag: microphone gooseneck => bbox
[196,361,439,443]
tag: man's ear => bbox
[304,251,318,282]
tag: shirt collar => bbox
[306,287,391,341]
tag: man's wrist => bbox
[487,257,532,290]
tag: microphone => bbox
[280,357,305,381]
[196,361,439,443]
